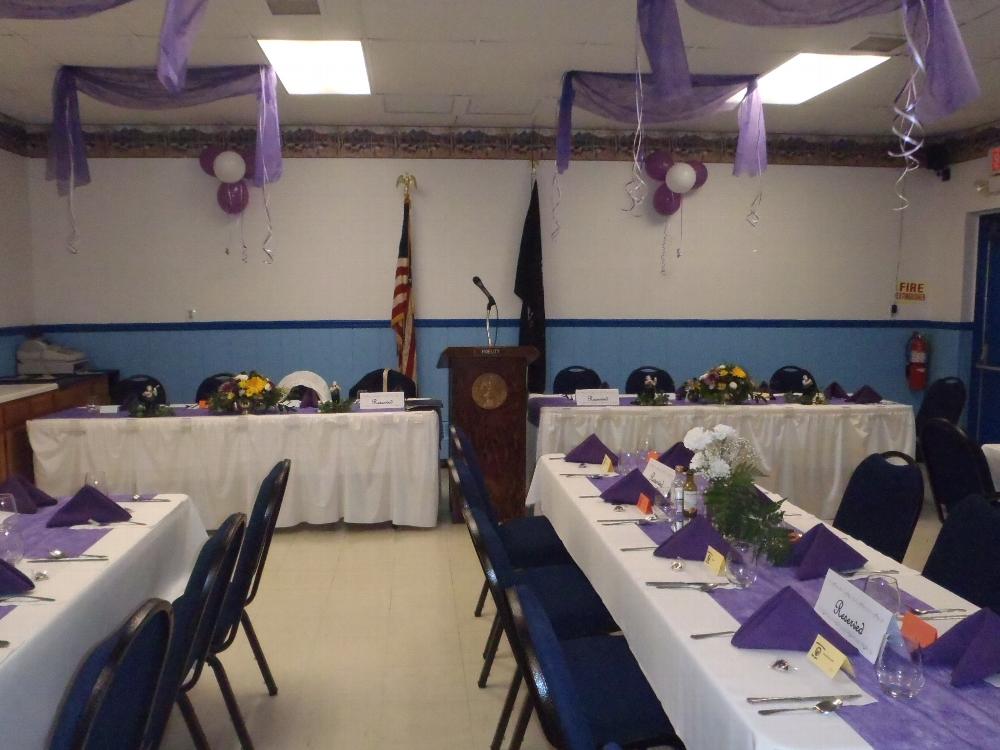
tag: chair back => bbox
[624,366,675,395]
[832,452,923,562]
[112,374,168,407]
[194,373,232,403]
[921,418,995,518]
[552,366,603,395]
[276,370,329,405]
[452,454,500,530]
[144,513,246,748]
[213,460,291,652]
[461,503,515,592]
[50,598,173,750]
[505,585,596,750]
[450,426,497,517]
[923,494,1000,615]
[916,377,967,436]
[768,365,815,393]
[348,368,417,400]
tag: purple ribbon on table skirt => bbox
[640,518,1000,748]
[48,65,282,195]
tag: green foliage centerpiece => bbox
[684,424,791,563]
[633,374,670,406]
[210,371,285,414]
[127,384,174,418]
[679,363,754,405]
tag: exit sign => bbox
[992,146,1000,174]
[895,281,927,302]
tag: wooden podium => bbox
[438,346,539,521]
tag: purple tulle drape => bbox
[47,65,282,195]
[0,0,133,19]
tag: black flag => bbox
[515,181,546,392]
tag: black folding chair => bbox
[552,366,604,395]
[348,368,417,400]
[195,372,233,402]
[921,417,995,521]
[113,374,168,407]
[50,599,173,750]
[923,493,1000,615]
[624,366,675,395]
[915,377,966,460]
[768,365,815,393]
[832,452,924,562]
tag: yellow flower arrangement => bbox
[210,371,285,414]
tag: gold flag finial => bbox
[396,173,417,198]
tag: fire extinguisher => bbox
[906,331,929,391]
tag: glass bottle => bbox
[682,470,699,519]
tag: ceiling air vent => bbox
[850,35,906,53]
[265,0,321,15]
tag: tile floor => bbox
[160,477,944,750]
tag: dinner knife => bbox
[746,694,862,705]
[26,556,108,563]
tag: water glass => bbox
[724,540,759,588]
[84,470,107,492]
[0,492,18,526]
[0,495,24,565]
[876,627,925,699]
[863,575,902,615]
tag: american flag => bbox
[391,197,416,381]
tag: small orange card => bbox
[901,612,939,648]
[198,399,208,408]
[636,492,653,515]
[647,450,660,461]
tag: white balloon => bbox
[213,150,246,184]
[665,162,697,194]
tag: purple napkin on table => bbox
[847,385,883,404]
[600,470,659,505]
[923,609,1000,686]
[790,524,867,580]
[0,474,58,514]
[657,441,693,471]
[824,381,848,400]
[564,434,618,466]
[732,586,859,655]
[653,516,732,560]
[47,485,132,528]
[0,558,34,595]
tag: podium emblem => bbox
[472,373,508,410]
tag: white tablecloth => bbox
[534,401,915,519]
[28,410,440,529]
[0,495,206,750]
[526,458,977,750]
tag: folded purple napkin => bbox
[848,385,882,404]
[600,470,659,505]
[923,609,1000,686]
[0,558,34,595]
[657,441,693,471]
[824,381,848,400]
[732,586,859,655]
[0,474,58,514]
[564,434,618,466]
[653,516,732,560]
[47,485,132,528]
[790,524,867,580]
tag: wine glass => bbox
[864,575,902,615]
[0,494,24,565]
[0,492,18,527]
[84,470,107,492]
[724,540,759,588]
[875,625,925,699]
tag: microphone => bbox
[472,276,497,309]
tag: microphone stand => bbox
[484,302,497,347]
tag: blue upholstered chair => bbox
[50,599,173,750]
[921,417,995,521]
[505,585,684,750]
[832,452,924,562]
[145,513,247,750]
[767,365,815,393]
[209,460,291,698]
[553,366,604,395]
[624,366,675,395]
[923,494,1000,616]
[194,372,232,402]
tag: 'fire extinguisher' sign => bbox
[896,281,927,302]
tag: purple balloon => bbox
[653,184,681,216]
[645,150,673,181]
[689,159,709,189]
[217,180,249,215]
[199,145,223,176]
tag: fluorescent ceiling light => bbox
[727,52,889,105]
[257,40,371,95]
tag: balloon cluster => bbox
[199,146,254,215]
[645,151,708,216]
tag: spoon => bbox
[647,582,728,592]
[87,519,146,527]
[909,606,966,616]
[758,698,845,716]
[48,549,105,560]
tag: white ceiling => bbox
[0,0,998,136]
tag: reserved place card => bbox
[642,460,675,496]
[814,570,894,663]
[575,389,619,406]
[359,392,406,410]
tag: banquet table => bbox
[530,395,915,519]
[27,406,440,529]
[0,494,205,749]
[526,457,997,750]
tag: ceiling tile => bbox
[466,94,537,115]
[384,94,454,114]
[362,0,483,41]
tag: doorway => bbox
[970,212,1000,442]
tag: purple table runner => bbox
[638,520,1000,748]
[41,405,407,420]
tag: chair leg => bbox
[491,667,522,750]
[508,694,533,750]
[478,615,503,688]
[177,693,212,750]
[207,654,256,750]
[474,578,489,617]
[482,612,501,658]
[241,610,278,696]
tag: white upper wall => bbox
[0,149,33,326]
[20,154,990,325]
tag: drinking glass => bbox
[863,575,902,615]
[875,627,925,699]
[0,494,24,565]
[84,471,107,492]
[724,540,759,588]
[0,492,17,527]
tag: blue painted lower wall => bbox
[0,320,973,421]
